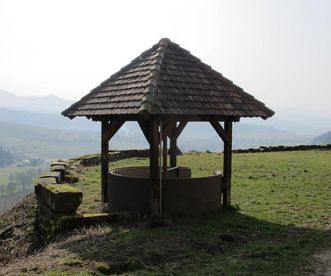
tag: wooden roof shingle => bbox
[62,38,274,120]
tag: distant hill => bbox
[0,120,100,159]
[311,131,331,145]
[0,107,99,132]
[0,118,314,160]
[0,90,74,113]
[0,89,316,154]
[0,120,149,159]
[0,118,314,159]
[177,122,313,151]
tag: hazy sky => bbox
[1,0,330,115]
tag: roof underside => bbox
[62,38,274,120]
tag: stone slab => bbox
[51,161,68,168]
[40,171,62,184]
[38,176,57,185]
[38,183,82,213]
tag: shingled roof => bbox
[62,38,274,120]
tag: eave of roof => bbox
[62,38,274,120]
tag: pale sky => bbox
[1,0,330,115]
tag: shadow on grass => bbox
[58,209,331,275]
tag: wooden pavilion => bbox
[62,38,274,217]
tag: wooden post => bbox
[169,122,177,168]
[162,135,168,177]
[223,120,232,206]
[101,120,124,204]
[149,119,160,217]
[101,120,109,203]
[169,121,187,168]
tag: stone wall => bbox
[34,159,83,240]
[232,144,331,154]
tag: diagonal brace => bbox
[210,120,228,143]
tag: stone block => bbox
[50,165,66,180]
[40,171,62,183]
[80,154,100,166]
[51,161,68,168]
[38,183,82,213]
[38,176,57,185]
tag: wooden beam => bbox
[171,120,188,139]
[169,122,177,167]
[101,120,124,203]
[103,120,125,141]
[222,120,232,206]
[162,120,176,138]
[91,114,241,123]
[168,120,187,167]
[210,120,228,143]
[169,138,177,167]
[162,135,168,177]
[138,120,151,144]
[101,120,109,203]
[149,120,160,217]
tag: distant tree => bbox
[22,170,33,192]
[9,173,15,182]
[7,181,17,195]
[0,146,14,167]
[15,173,20,186]
[0,185,5,197]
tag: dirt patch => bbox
[312,250,331,275]
[0,194,38,266]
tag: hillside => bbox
[312,131,331,145]
[0,151,330,275]
[0,90,316,150]
[0,107,99,131]
[0,120,100,159]
[0,115,314,159]
[0,90,74,113]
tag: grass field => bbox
[1,150,330,275]
[57,150,331,275]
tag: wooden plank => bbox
[149,119,160,217]
[101,120,109,203]
[222,120,232,206]
[210,120,228,143]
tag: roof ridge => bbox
[139,38,171,114]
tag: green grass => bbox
[63,150,330,275]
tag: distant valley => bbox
[0,90,329,161]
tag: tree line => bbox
[0,168,43,198]
[0,145,14,168]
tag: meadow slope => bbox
[0,150,330,275]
